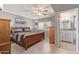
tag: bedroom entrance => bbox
[58,8,78,53]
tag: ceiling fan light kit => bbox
[31,5,50,16]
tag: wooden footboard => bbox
[24,32,45,49]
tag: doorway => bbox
[58,9,78,53]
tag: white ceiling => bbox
[3,4,55,19]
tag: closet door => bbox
[0,19,11,54]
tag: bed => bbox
[11,27,45,49]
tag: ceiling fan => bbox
[32,6,50,16]
[23,5,51,16]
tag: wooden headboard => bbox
[11,27,30,29]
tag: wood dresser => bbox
[0,19,11,54]
[49,26,56,44]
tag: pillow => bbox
[12,28,23,33]
[23,28,31,32]
[14,29,23,31]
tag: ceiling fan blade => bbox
[41,12,47,15]
[42,10,48,12]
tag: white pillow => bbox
[14,29,23,31]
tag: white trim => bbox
[76,8,79,53]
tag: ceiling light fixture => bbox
[32,5,50,16]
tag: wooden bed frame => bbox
[11,32,45,49]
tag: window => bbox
[38,21,51,30]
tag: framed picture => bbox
[15,16,26,24]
